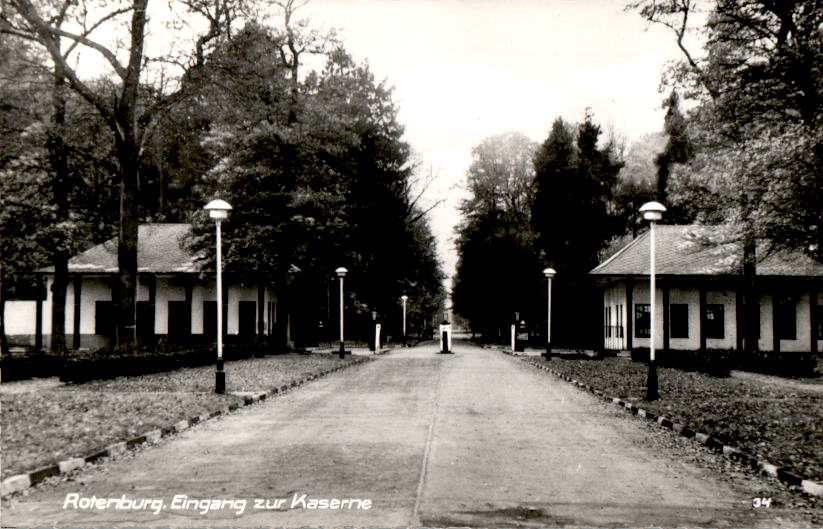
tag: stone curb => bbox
[511,354,823,499]
[1,356,371,498]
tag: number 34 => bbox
[752,497,772,508]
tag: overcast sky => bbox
[300,0,687,289]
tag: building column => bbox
[184,279,193,339]
[222,276,229,341]
[625,278,633,351]
[735,284,744,353]
[257,282,265,343]
[698,286,707,352]
[772,293,781,354]
[662,284,670,354]
[811,287,819,354]
[72,276,81,349]
[147,275,157,345]
[34,276,43,350]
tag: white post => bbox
[547,277,552,344]
[511,324,516,353]
[339,276,344,343]
[640,201,664,400]
[375,323,381,352]
[650,220,656,363]
[216,220,223,363]
[402,298,407,337]
[205,198,231,394]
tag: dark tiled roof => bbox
[590,225,823,277]
[64,224,201,274]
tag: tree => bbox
[629,0,822,255]
[530,112,624,347]
[182,25,445,343]
[612,132,664,238]
[654,90,692,219]
[3,0,253,350]
[0,32,118,353]
[453,132,541,339]
[629,0,823,354]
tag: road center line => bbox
[410,359,445,526]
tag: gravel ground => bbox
[623,398,823,526]
[526,357,823,507]
[1,353,359,480]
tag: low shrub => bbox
[629,348,820,378]
[631,348,733,377]
[59,343,277,383]
[733,350,820,378]
[0,352,64,382]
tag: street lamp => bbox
[640,201,666,401]
[204,198,232,394]
[335,267,348,358]
[543,268,556,360]
[400,295,408,346]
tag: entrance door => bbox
[238,301,256,343]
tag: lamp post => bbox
[400,295,408,346]
[204,199,232,394]
[543,268,556,360]
[335,267,348,358]
[640,201,666,401]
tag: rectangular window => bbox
[776,300,797,340]
[635,304,650,338]
[817,305,823,340]
[167,300,189,341]
[618,305,624,338]
[704,304,725,339]
[239,300,257,338]
[606,306,612,337]
[203,301,217,342]
[670,304,689,338]
[95,301,114,337]
[136,301,153,340]
[267,301,275,335]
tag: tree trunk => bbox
[114,135,140,350]
[50,259,68,352]
[49,60,69,353]
[742,217,759,356]
[111,0,149,351]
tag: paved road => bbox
[1,342,813,527]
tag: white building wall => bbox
[706,289,736,350]
[228,284,258,335]
[41,277,112,336]
[154,276,186,335]
[771,292,814,353]
[80,278,112,335]
[190,280,274,337]
[38,276,112,349]
[602,283,627,350]
[608,282,821,354]
[818,292,823,353]
[786,292,811,353]
[5,300,37,337]
[22,275,277,349]
[630,283,665,351]
[668,288,700,350]
[758,295,773,352]
[191,280,211,335]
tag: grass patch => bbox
[1,353,359,480]
[534,357,823,482]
